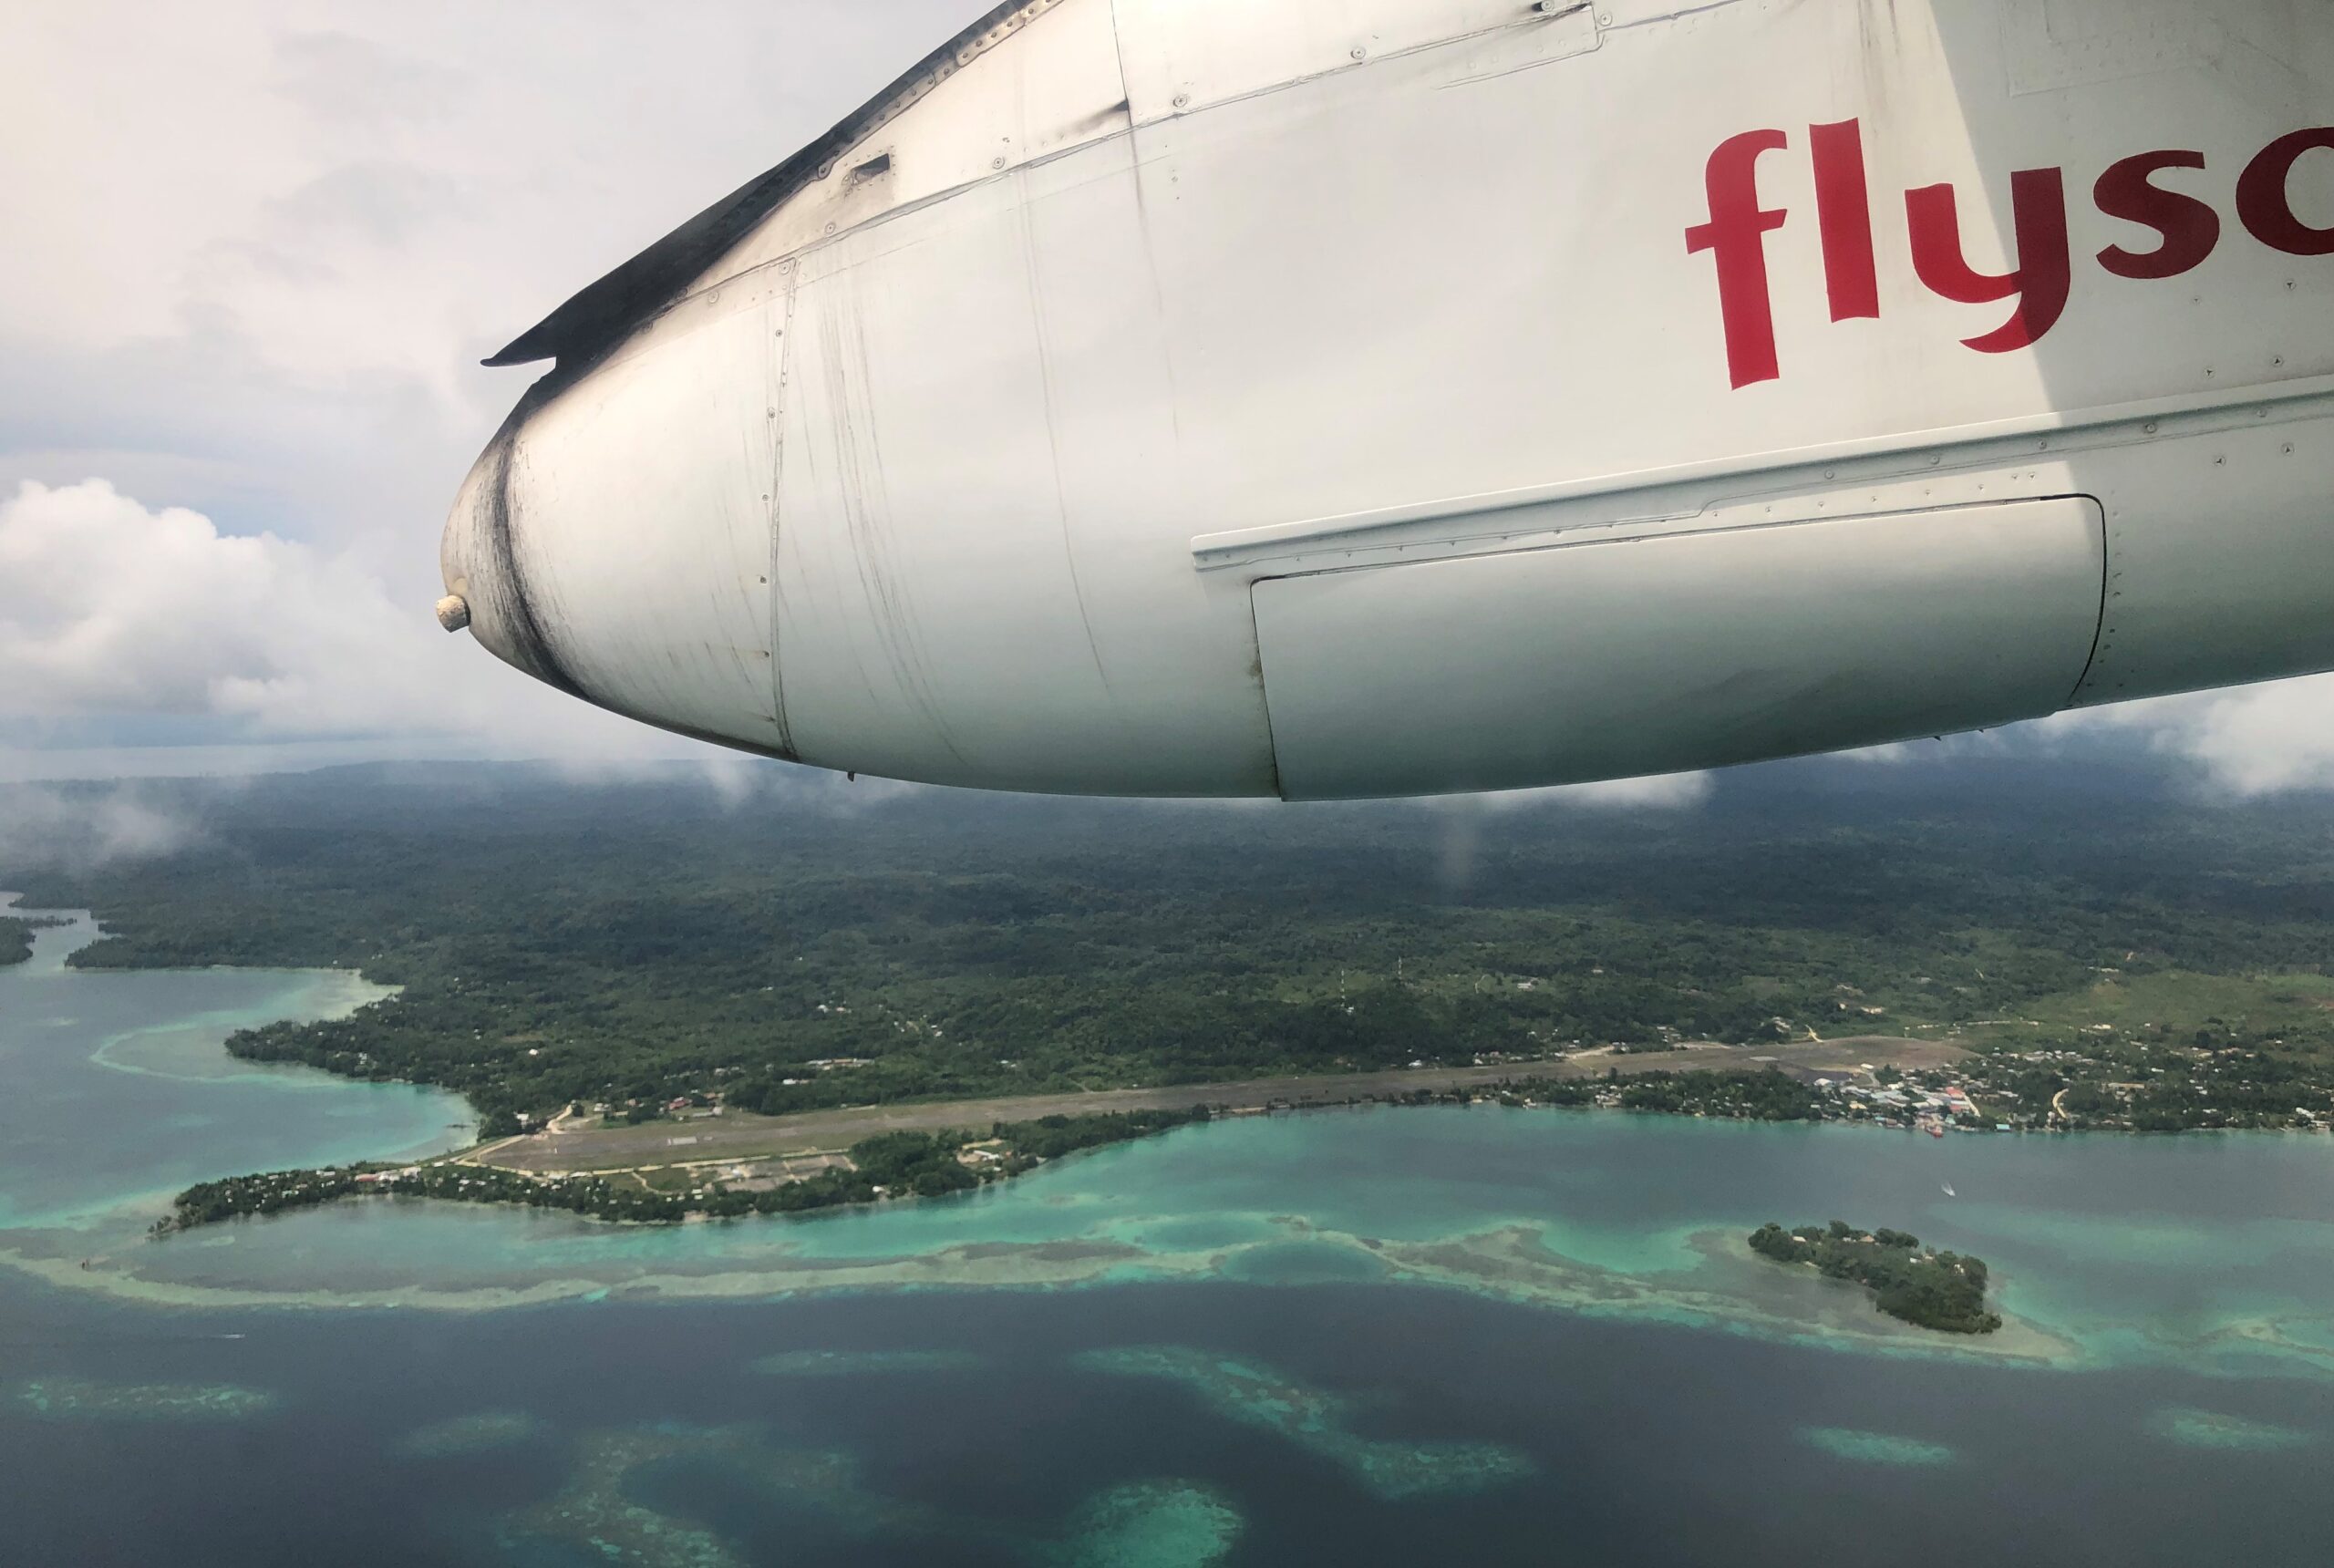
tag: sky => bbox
[0,0,986,781]
[1,0,2329,798]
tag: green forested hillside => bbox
[13,758,2334,1135]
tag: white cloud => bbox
[0,478,704,763]
[3,479,397,726]
[1462,773,1716,811]
[0,0,997,618]
[2047,676,2334,796]
[0,783,202,871]
[0,2,989,389]
[1762,678,2334,797]
[1544,773,1716,810]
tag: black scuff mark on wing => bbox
[821,282,966,765]
[1016,176,1116,697]
[1053,98,1133,143]
[767,284,800,758]
[483,0,1058,374]
[471,362,804,765]
[477,398,587,701]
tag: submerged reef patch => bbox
[1799,1426,1957,1467]
[496,1427,745,1568]
[494,1420,1242,1568]
[749,1348,985,1377]
[13,1376,275,1422]
[1366,1226,2076,1368]
[496,1426,916,1568]
[1043,1480,1244,1568]
[2146,1407,2316,1451]
[1075,1346,1531,1499]
[396,1408,542,1457]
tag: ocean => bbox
[4,909,2330,1566]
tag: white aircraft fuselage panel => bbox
[440,0,2334,798]
[1254,497,2109,799]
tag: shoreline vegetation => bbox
[1,913,71,966]
[1749,1221,2002,1334]
[11,766,2334,1234]
[155,1063,2025,1235]
[150,1068,1890,1233]
[159,1109,1211,1233]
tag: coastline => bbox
[0,1199,2077,1371]
[0,892,74,968]
[145,1053,2333,1246]
[5,1097,2331,1385]
[5,917,2331,1389]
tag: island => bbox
[157,1064,1901,1233]
[157,1108,1210,1232]
[1748,1221,2001,1334]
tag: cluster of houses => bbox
[1816,1075,1985,1130]
[352,1166,422,1185]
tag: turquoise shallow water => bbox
[5,904,2334,1382]
[0,908,471,1233]
[5,906,2334,1563]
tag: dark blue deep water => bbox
[5,910,2332,1566]
[5,1274,2332,1567]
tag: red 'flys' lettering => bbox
[1811,119,1881,321]
[2237,128,2334,256]
[2094,151,2220,279]
[1685,129,1792,388]
[1689,121,2332,389]
[1905,168,2071,354]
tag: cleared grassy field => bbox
[478,1037,1966,1176]
[1958,970,2334,1047]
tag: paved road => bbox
[482,1036,1964,1174]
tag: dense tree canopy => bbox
[14,758,2334,1134]
[1750,1221,2002,1334]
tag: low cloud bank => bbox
[0,478,703,766]
[3,478,423,731]
[0,783,202,872]
[2059,676,2334,796]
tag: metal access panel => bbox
[1252,498,2107,799]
